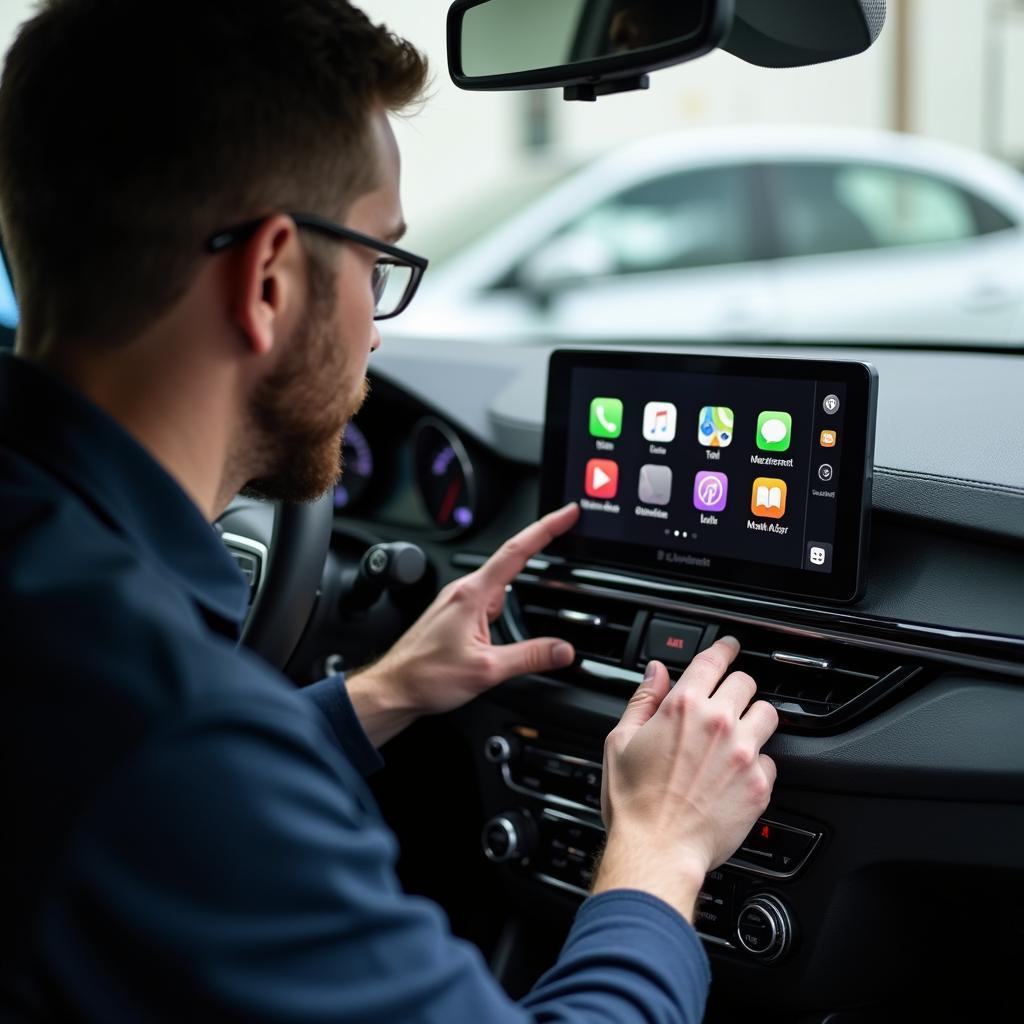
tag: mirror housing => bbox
[517,232,615,298]
[447,0,734,102]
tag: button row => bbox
[730,818,819,875]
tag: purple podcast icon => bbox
[693,471,728,512]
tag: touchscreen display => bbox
[540,350,877,603]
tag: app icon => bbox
[585,458,619,499]
[823,394,841,415]
[818,464,834,482]
[693,471,728,512]
[806,541,833,572]
[751,477,787,518]
[638,464,673,505]
[589,397,623,439]
[642,402,677,443]
[756,411,792,452]
[820,429,837,448]
[697,406,734,447]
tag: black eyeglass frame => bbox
[204,212,428,320]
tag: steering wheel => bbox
[216,492,334,670]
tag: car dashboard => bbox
[292,335,1024,1021]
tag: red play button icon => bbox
[585,458,619,499]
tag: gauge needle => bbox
[438,478,461,526]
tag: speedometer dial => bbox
[334,421,374,511]
[412,418,477,536]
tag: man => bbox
[0,1,778,1020]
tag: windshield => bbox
[2,1,1022,350]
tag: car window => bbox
[770,161,1016,258]
[536,165,757,280]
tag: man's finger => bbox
[671,636,741,700]
[615,660,672,743]
[488,636,576,682]
[475,503,579,592]
[710,670,757,718]
[740,698,780,748]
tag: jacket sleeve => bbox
[35,697,709,1024]
[301,673,385,777]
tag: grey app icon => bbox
[638,464,673,506]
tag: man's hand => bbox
[345,503,580,747]
[592,638,779,923]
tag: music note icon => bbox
[643,402,677,443]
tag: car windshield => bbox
[1,2,1022,351]
[365,1,1024,351]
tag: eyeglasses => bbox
[204,212,428,320]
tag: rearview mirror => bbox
[447,0,734,101]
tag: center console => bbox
[479,726,823,964]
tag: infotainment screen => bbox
[539,350,877,604]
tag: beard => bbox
[241,261,369,503]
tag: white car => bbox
[398,125,1024,346]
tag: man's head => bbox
[0,0,427,503]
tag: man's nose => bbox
[370,325,382,353]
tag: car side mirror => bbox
[448,0,734,101]
[517,232,615,302]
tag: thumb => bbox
[616,660,672,741]
[489,637,575,681]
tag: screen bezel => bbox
[539,349,877,605]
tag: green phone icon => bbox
[589,397,623,439]
[756,410,792,452]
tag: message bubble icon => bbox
[756,411,792,452]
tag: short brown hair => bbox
[0,0,427,353]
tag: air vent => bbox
[722,627,922,732]
[500,577,923,734]
[505,580,641,667]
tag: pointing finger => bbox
[476,503,579,592]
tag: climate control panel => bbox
[481,731,824,964]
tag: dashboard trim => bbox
[459,549,1024,679]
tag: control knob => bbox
[736,894,793,963]
[483,735,514,764]
[481,811,536,864]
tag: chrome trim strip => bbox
[577,659,645,685]
[699,933,737,950]
[541,807,604,831]
[772,651,832,671]
[534,872,590,898]
[558,609,604,628]
[221,532,268,604]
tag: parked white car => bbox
[396,125,1024,346]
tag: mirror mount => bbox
[563,74,649,103]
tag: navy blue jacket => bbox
[0,353,710,1022]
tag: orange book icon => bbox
[751,477,787,518]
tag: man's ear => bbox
[231,214,301,357]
